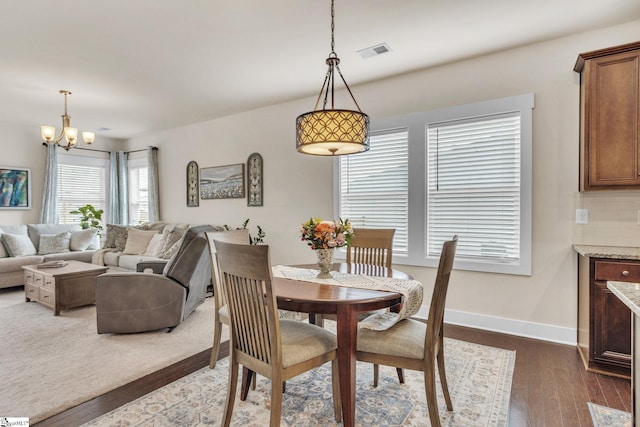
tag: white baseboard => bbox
[414,307,576,346]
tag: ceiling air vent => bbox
[357,43,392,59]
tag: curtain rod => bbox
[41,143,158,154]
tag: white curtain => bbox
[147,146,160,221]
[108,150,129,224]
[39,143,58,224]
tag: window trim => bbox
[334,93,533,276]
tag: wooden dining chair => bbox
[205,229,249,369]
[346,228,395,270]
[215,240,341,427]
[356,235,458,427]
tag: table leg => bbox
[336,306,358,427]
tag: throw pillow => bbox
[0,227,7,258]
[1,233,37,257]
[103,224,129,251]
[158,224,189,259]
[69,229,99,251]
[143,233,164,257]
[123,228,159,255]
[38,232,71,255]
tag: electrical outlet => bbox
[576,209,589,224]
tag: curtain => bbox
[39,143,58,224]
[147,146,160,221]
[108,150,129,224]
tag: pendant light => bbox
[295,0,370,156]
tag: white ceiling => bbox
[2,0,640,140]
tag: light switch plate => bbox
[576,209,589,224]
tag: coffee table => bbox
[23,260,108,315]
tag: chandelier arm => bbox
[335,64,363,112]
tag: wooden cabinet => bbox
[575,41,640,191]
[578,255,633,378]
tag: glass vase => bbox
[316,248,334,279]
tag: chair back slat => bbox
[425,235,458,352]
[346,228,395,269]
[215,240,282,371]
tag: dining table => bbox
[270,262,421,427]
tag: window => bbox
[337,129,409,255]
[128,157,149,225]
[336,94,533,275]
[57,154,108,225]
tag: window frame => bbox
[127,156,149,226]
[334,93,534,275]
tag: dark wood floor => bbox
[34,325,630,427]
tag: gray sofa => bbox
[0,223,98,289]
[95,224,216,333]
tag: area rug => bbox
[588,402,632,427]
[83,338,515,426]
[0,288,224,424]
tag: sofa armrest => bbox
[136,260,168,274]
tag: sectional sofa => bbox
[0,223,99,289]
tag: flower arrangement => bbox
[300,217,353,250]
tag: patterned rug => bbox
[588,402,632,427]
[83,338,515,426]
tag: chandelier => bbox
[41,90,95,151]
[295,0,369,156]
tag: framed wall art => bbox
[186,161,199,207]
[200,163,245,200]
[0,167,31,209]
[247,152,263,207]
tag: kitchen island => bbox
[607,280,640,425]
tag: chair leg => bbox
[437,344,453,411]
[209,321,223,369]
[396,367,405,384]
[222,356,239,427]
[373,364,379,388]
[424,355,441,427]
[240,367,254,401]
[331,359,342,423]
[270,375,284,427]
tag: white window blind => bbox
[339,129,409,255]
[128,159,149,225]
[427,112,521,262]
[57,159,107,225]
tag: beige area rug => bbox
[83,338,515,426]
[0,288,223,424]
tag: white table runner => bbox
[272,265,424,331]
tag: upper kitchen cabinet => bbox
[575,41,640,191]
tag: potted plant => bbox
[70,204,104,236]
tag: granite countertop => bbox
[607,281,640,317]
[573,244,640,260]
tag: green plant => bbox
[70,204,104,236]
[223,218,266,245]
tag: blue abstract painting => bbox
[0,167,30,208]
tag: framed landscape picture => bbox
[200,163,245,200]
[0,167,31,209]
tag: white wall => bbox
[109,19,640,343]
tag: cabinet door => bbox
[592,281,632,368]
[584,50,640,189]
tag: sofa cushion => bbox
[0,224,28,235]
[2,233,37,257]
[103,251,122,268]
[27,224,81,251]
[103,224,129,251]
[38,232,71,255]
[118,254,165,271]
[144,233,164,257]
[123,228,159,255]
[70,228,99,251]
[43,251,94,263]
[0,255,43,273]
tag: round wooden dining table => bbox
[273,262,411,427]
